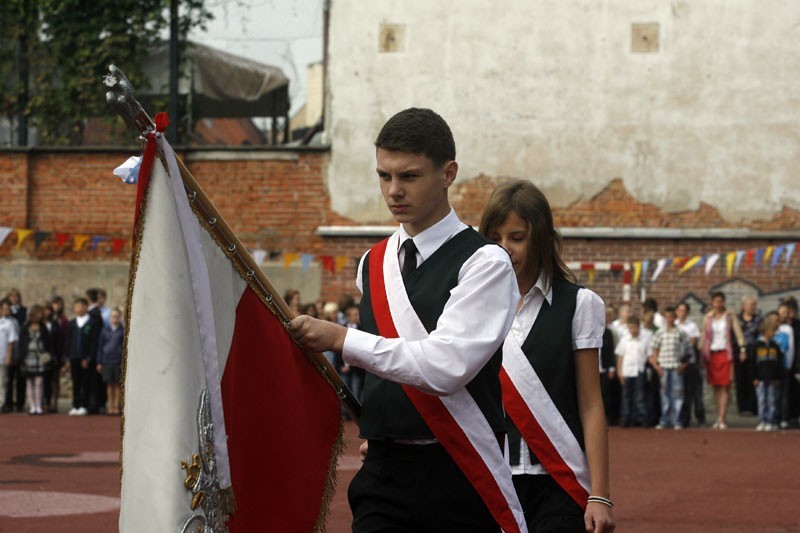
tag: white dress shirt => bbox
[509,274,605,476]
[343,208,519,396]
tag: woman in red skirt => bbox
[701,292,746,429]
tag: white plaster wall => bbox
[326,0,800,223]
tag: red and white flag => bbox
[120,126,342,532]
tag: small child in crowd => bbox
[616,316,652,427]
[750,313,784,431]
[96,308,124,415]
[649,307,690,430]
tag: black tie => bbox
[401,239,418,280]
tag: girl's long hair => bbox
[479,180,576,286]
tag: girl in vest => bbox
[480,180,615,532]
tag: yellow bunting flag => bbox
[15,228,32,250]
[283,252,300,269]
[587,268,595,285]
[725,252,736,276]
[73,234,90,251]
[335,256,349,273]
[679,255,702,274]
[764,245,774,264]
[633,261,642,285]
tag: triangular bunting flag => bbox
[73,234,90,252]
[641,260,650,281]
[632,261,642,285]
[726,252,736,276]
[755,248,765,267]
[301,254,314,272]
[283,252,300,269]
[54,232,71,249]
[91,235,108,251]
[745,249,755,267]
[704,254,720,275]
[320,255,335,274]
[34,231,51,250]
[764,246,774,264]
[652,259,667,282]
[770,245,783,268]
[111,238,128,256]
[251,249,267,265]
[0,227,12,248]
[734,250,745,272]
[679,255,702,274]
[335,255,349,273]
[15,228,32,250]
[786,243,797,265]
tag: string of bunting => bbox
[1,226,355,273]
[632,241,798,284]
[0,226,129,255]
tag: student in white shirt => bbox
[289,108,525,532]
[481,180,615,533]
[616,316,652,427]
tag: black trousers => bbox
[70,359,90,409]
[4,364,25,410]
[680,363,706,426]
[348,440,499,532]
[734,357,757,414]
[513,474,584,533]
[599,372,620,425]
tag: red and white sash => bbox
[500,332,591,508]
[368,234,527,533]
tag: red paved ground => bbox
[1,414,799,532]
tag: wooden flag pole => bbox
[104,64,360,421]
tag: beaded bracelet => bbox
[587,496,614,508]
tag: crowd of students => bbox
[283,289,365,409]
[0,288,124,416]
[603,294,800,431]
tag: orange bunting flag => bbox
[15,228,32,249]
[335,255,349,273]
[282,252,300,269]
[679,255,702,274]
[725,252,736,276]
[73,234,90,252]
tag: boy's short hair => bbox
[761,312,779,333]
[375,108,456,169]
[74,297,89,306]
[710,291,726,301]
[86,288,99,303]
[781,296,798,312]
[627,316,640,326]
[642,298,658,312]
[676,301,690,313]
[663,306,676,315]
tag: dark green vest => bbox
[358,228,506,440]
[507,279,586,465]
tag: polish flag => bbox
[119,130,342,532]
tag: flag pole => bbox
[104,65,361,421]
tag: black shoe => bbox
[0,405,11,413]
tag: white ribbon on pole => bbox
[158,134,232,489]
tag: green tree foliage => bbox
[1,0,211,145]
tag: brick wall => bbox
[1,149,798,314]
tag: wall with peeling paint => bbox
[325,0,800,225]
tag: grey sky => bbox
[190,0,324,115]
